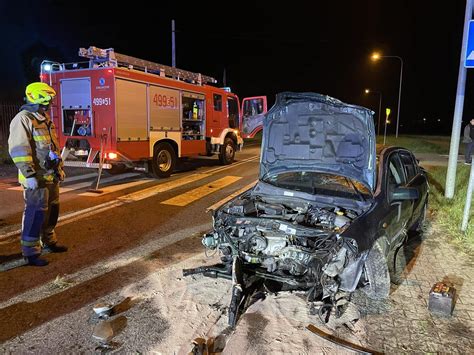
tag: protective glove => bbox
[25,177,38,190]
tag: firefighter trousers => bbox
[21,182,59,257]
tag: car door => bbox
[399,150,428,225]
[241,96,267,138]
[207,92,223,137]
[384,151,413,246]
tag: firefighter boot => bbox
[25,255,49,267]
[43,244,68,253]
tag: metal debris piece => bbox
[92,316,127,348]
[306,324,382,355]
[93,303,113,319]
[190,335,226,355]
[92,320,114,343]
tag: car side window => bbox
[399,152,417,182]
[387,153,406,197]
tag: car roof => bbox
[376,144,412,156]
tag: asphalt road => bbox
[0,145,260,306]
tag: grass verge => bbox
[377,135,455,154]
[426,164,474,252]
[247,134,455,154]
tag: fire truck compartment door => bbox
[60,78,92,136]
[116,79,148,141]
[60,78,92,109]
[150,86,181,131]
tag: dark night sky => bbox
[0,0,472,135]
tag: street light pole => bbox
[364,89,383,137]
[377,92,382,137]
[371,54,404,138]
[394,56,403,138]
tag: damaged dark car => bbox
[184,92,429,327]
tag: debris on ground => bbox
[49,275,74,290]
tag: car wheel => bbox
[388,243,407,285]
[152,142,176,178]
[361,241,390,300]
[219,137,235,165]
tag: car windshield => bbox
[261,171,371,199]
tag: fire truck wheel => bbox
[219,138,235,165]
[152,143,176,178]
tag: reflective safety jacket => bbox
[8,107,64,186]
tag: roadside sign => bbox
[465,20,474,67]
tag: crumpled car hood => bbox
[260,92,376,190]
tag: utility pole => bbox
[395,58,403,138]
[461,164,474,231]
[172,19,176,67]
[377,93,382,137]
[445,0,473,199]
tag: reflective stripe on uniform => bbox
[33,135,49,142]
[18,171,26,184]
[12,156,33,163]
[21,240,40,247]
[18,171,55,185]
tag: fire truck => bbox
[41,46,267,178]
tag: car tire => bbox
[388,243,407,285]
[152,142,176,178]
[361,241,391,300]
[219,137,235,165]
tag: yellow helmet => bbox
[25,82,56,104]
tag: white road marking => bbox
[0,223,211,307]
[64,172,98,183]
[161,176,242,206]
[78,179,153,197]
[0,155,259,241]
[7,172,142,193]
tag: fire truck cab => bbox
[42,46,266,178]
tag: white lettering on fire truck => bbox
[93,97,112,106]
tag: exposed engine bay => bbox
[184,188,372,327]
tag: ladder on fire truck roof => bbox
[78,46,217,85]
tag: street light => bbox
[364,88,383,137]
[371,52,404,138]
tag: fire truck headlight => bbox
[42,64,52,72]
[107,152,118,160]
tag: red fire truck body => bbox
[42,46,266,177]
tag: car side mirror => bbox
[390,187,419,201]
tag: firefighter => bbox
[8,82,68,266]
